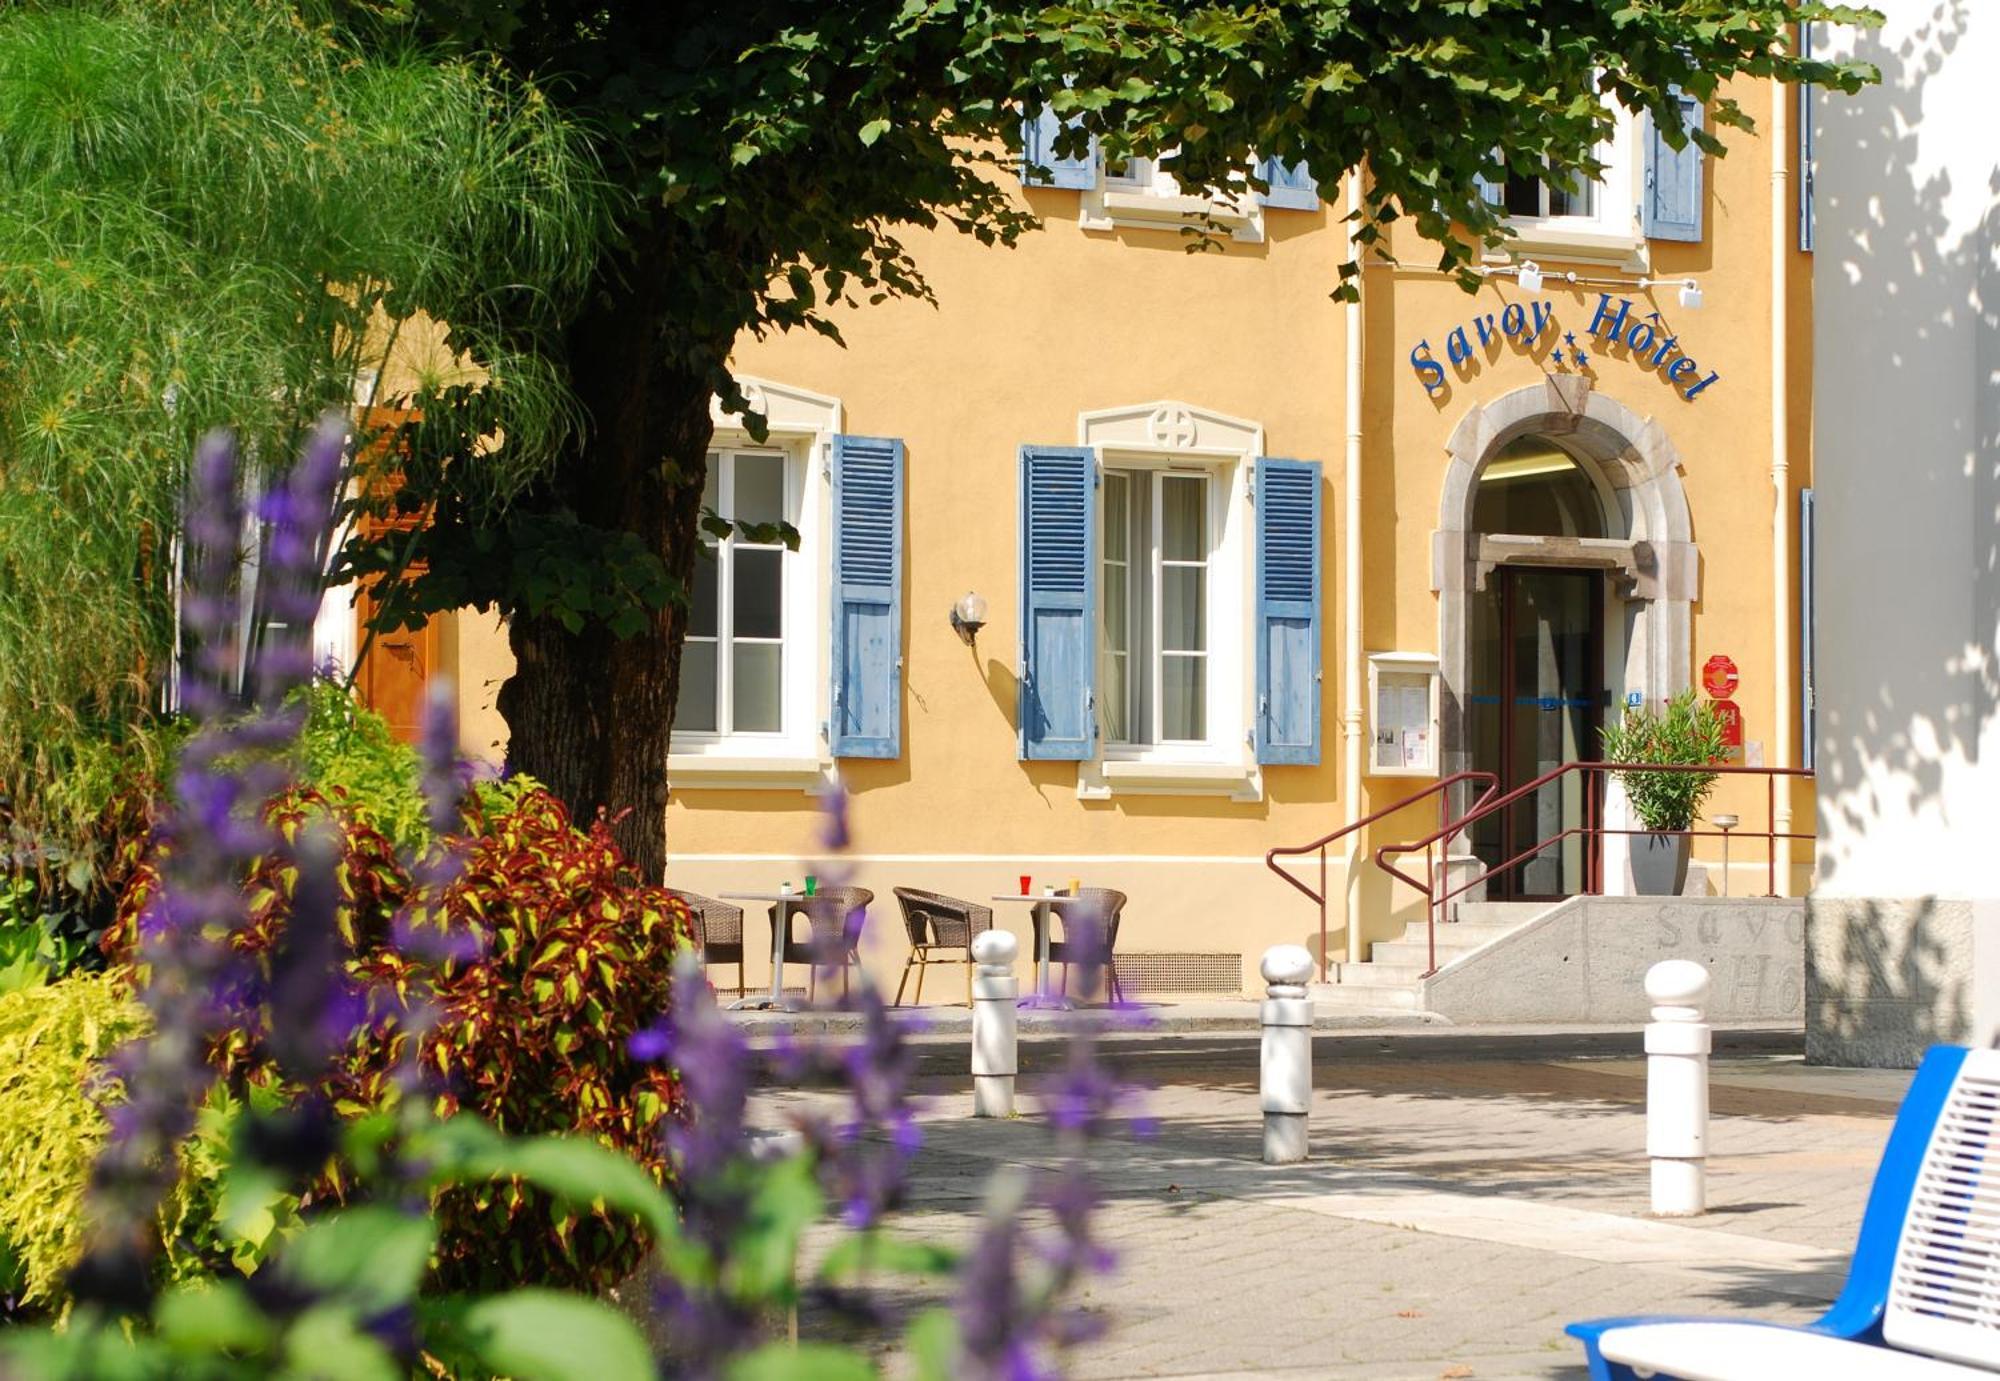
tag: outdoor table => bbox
[989,892,1077,1011]
[719,890,811,1011]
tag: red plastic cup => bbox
[1019,874,1032,895]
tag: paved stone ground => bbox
[754,1029,1913,1380]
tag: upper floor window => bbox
[1494,164,1597,220]
[1478,104,1642,249]
[678,448,794,738]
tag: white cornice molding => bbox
[710,376,843,440]
[1076,399,1265,459]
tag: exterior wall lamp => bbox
[950,591,988,647]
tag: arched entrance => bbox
[1434,379,1698,898]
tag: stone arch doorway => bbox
[1433,379,1698,894]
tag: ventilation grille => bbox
[1116,951,1244,995]
[1886,1057,2000,1365]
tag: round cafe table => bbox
[989,892,1076,1011]
[719,890,809,1012]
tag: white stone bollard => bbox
[1645,959,1712,1216]
[1260,944,1316,1164]
[971,929,1019,1118]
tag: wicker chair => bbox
[777,886,874,1000]
[1035,888,1129,1003]
[891,888,991,1007]
[667,889,746,999]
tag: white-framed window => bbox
[1479,103,1640,248]
[1103,154,1153,190]
[1100,464,1216,752]
[1080,150,1266,243]
[677,447,797,740]
[1061,401,1263,801]
[1493,163,1599,220]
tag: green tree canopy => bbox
[0,0,606,859]
[351,0,1877,878]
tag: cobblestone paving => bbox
[763,1037,1911,1380]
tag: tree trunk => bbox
[495,252,721,883]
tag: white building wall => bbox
[1809,1,2000,1061]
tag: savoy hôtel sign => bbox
[1409,293,1722,402]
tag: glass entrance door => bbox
[1467,568,1603,899]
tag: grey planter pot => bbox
[1630,832,1690,896]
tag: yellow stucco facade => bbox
[447,76,1817,999]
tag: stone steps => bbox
[1316,899,1556,1014]
[1329,960,1432,986]
[1308,981,1422,1012]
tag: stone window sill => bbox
[1083,189,1263,243]
[1484,223,1646,270]
[1078,758,1263,802]
[667,751,831,793]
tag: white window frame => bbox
[1101,465,1216,753]
[677,447,798,742]
[1482,101,1645,267]
[669,377,840,792]
[1074,401,1262,801]
[1080,150,1266,244]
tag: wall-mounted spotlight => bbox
[950,590,988,647]
[1678,279,1704,310]
[1516,261,1545,293]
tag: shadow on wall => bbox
[1806,895,1971,1066]
[1813,0,2000,896]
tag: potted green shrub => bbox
[1599,689,1728,896]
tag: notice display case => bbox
[1367,652,1441,778]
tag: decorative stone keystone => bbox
[971,929,1019,1118]
[1260,944,1315,1164]
[1645,959,1712,1216]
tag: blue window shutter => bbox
[1020,105,1097,190]
[1254,458,1322,766]
[1643,89,1705,242]
[1018,445,1097,760]
[830,434,904,759]
[1257,156,1319,210]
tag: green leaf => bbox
[816,1230,958,1282]
[857,117,892,146]
[726,1153,824,1302]
[904,1309,961,1381]
[459,1289,654,1381]
[218,1162,285,1249]
[728,1343,876,1381]
[421,1120,681,1245]
[279,1207,435,1315]
[155,1280,276,1355]
[280,1305,402,1381]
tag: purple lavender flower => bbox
[71,419,344,1313]
[635,959,761,1379]
[945,894,1145,1377]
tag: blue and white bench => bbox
[1568,1045,2000,1380]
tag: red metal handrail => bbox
[1376,760,1815,978]
[1265,770,1498,982]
